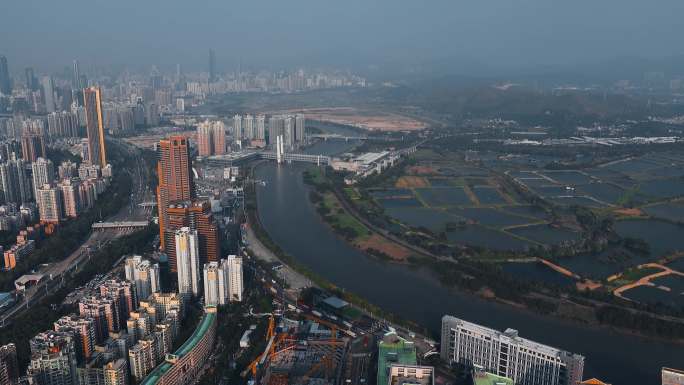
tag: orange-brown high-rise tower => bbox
[157,136,195,258]
[83,87,107,168]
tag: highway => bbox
[0,139,153,327]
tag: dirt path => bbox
[613,263,684,300]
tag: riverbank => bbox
[244,166,432,334]
[299,161,684,346]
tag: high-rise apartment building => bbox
[0,343,19,385]
[83,87,107,168]
[41,76,56,113]
[72,60,81,90]
[59,178,82,218]
[0,159,32,205]
[166,200,219,270]
[25,67,38,91]
[21,133,46,162]
[31,157,55,197]
[128,338,156,382]
[233,114,242,142]
[78,296,116,344]
[196,120,225,156]
[267,114,305,148]
[28,331,79,385]
[146,292,183,321]
[203,260,229,306]
[156,135,194,257]
[36,184,64,223]
[99,279,136,329]
[47,111,80,138]
[103,359,128,385]
[256,114,266,140]
[243,114,254,139]
[124,255,160,302]
[295,114,306,143]
[0,56,10,95]
[53,315,97,365]
[175,227,200,298]
[58,161,78,180]
[226,255,243,302]
[440,316,584,385]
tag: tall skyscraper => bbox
[124,255,160,302]
[233,114,242,142]
[226,255,243,302]
[256,114,266,140]
[72,60,81,90]
[208,49,216,82]
[25,67,37,91]
[32,157,55,197]
[268,115,284,147]
[36,184,64,223]
[243,114,255,139]
[295,114,306,143]
[203,260,229,306]
[175,227,200,298]
[156,135,194,255]
[441,316,584,385]
[0,56,10,95]
[28,331,79,385]
[83,87,107,168]
[41,76,56,113]
[0,343,19,385]
[166,200,219,270]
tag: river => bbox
[254,138,683,385]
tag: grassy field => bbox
[320,191,371,239]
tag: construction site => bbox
[243,313,375,385]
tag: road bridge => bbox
[92,221,149,230]
[260,152,331,165]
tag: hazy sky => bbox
[2,0,684,74]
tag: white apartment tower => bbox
[124,255,160,302]
[233,114,242,142]
[203,260,229,306]
[226,255,243,302]
[175,227,200,298]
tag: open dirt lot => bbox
[272,107,427,132]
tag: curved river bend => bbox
[254,139,683,385]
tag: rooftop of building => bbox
[442,315,584,361]
[377,333,417,385]
[389,364,434,385]
[663,367,684,375]
[322,296,348,310]
[472,372,514,385]
[140,308,216,385]
[580,379,611,385]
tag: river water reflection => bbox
[254,139,682,385]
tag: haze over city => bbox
[1,2,684,385]
[3,0,684,75]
